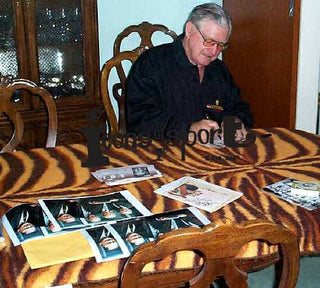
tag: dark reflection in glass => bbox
[0,0,18,78]
[35,0,86,99]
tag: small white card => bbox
[92,164,162,186]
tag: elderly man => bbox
[126,3,252,142]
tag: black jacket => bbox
[126,34,253,138]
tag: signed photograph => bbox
[2,204,45,246]
[39,190,152,230]
[154,177,243,212]
[83,225,130,263]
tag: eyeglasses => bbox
[194,23,229,51]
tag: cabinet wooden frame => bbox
[0,0,100,148]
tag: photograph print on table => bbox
[145,207,211,239]
[2,204,46,246]
[154,177,243,213]
[110,217,154,253]
[263,178,320,210]
[82,207,209,263]
[106,207,210,254]
[78,190,152,225]
[39,190,152,230]
[39,198,86,230]
[83,225,130,263]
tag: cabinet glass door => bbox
[34,0,86,99]
[0,0,19,77]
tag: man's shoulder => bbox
[137,42,175,63]
[130,42,176,74]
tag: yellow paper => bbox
[22,231,94,269]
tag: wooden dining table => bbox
[0,127,320,288]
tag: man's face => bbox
[17,222,36,234]
[87,214,101,223]
[58,213,76,223]
[102,210,116,218]
[126,232,145,246]
[183,20,229,67]
[100,237,119,250]
[48,221,60,232]
[120,207,132,215]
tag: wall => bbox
[295,0,320,133]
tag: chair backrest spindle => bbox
[100,51,138,136]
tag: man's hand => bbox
[234,121,247,141]
[221,117,247,141]
[189,119,220,142]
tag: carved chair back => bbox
[120,220,300,288]
[113,21,177,56]
[100,51,138,136]
[0,75,57,152]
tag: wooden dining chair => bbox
[100,22,176,136]
[0,75,57,152]
[120,220,300,288]
[113,21,177,56]
[100,51,138,136]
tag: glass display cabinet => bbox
[0,0,100,148]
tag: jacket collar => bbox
[173,33,195,67]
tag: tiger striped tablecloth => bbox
[0,128,319,288]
